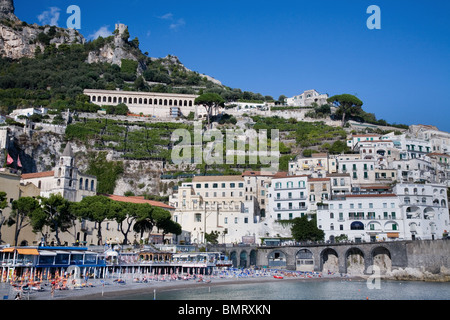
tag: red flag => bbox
[17,156,22,168]
[6,153,13,165]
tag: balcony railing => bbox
[274,196,307,201]
[274,206,308,211]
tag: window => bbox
[230,183,235,188]
[196,184,201,188]
[195,214,202,222]
[239,183,244,188]
[330,212,334,219]
[213,183,218,188]
[234,217,238,224]
[224,217,228,224]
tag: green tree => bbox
[327,94,363,127]
[36,194,72,246]
[205,231,220,244]
[109,201,139,245]
[72,195,113,245]
[194,93,225,128]
[133,203,156,242]
[86,152,124,194]
[10,197,41,246]
[290,216,324,242]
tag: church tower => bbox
[53,143,78,202]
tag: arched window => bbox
[330,212,334,219]
[79,178,83,189]
[189,101,193,106]
[85,179,89,190]
[91,180,95,191]
[350,221,364,230]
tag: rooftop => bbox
[21,171,54,179]
[105,194,175,210]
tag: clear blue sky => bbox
[15,1,450,132]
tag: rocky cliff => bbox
[0,0,84,59]
[87,23,145,73]
[0,0,17,21]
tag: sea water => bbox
[115,279,450,300]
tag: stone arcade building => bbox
[83,89,204,119]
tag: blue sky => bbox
[15,1,450,132]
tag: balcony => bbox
[274,196,307,201]
[274,206,308,211]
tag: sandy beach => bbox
[1,271,358,300]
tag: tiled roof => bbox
[192,175,244,182]
[345,193,397,198]
[21,171,54,179]
[105,194,175,210]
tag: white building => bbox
[9,107,48,121]
[394,183,449,240]
[285,89,329,107]
[317,193,403,243]
[267,174,309,221]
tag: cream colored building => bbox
[83,89,206,119]
[169,175,263,244]
[289,153,337,175]
[0,168,40,246]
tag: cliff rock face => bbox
[87,23,145,72]
[0,0,18,21]
[0,0,84,59]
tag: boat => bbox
[273,275,283,279]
